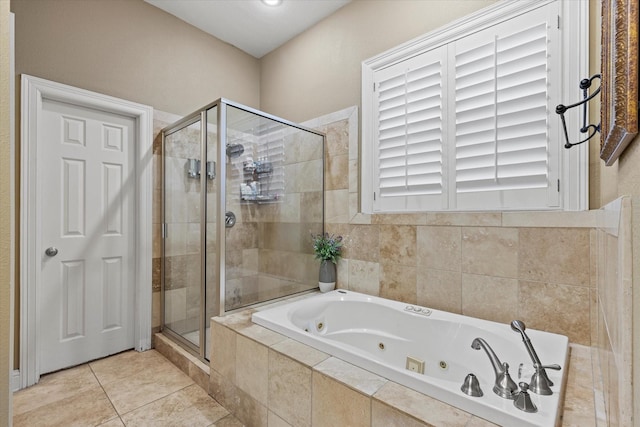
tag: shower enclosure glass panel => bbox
[163,119,203,349]
[161,99,324,362]
[223,105,324,311]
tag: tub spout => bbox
[471,337,518,399]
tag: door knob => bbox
[45,247,58,257]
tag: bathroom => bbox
[1,0,638,426]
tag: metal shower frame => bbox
[160,98,325,361]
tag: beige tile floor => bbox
[13,350,242,427]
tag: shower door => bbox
[162,118,204,351]
[222,104,324,312]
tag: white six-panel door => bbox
[38,98,136,374]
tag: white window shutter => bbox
[373,47,447,212]
[452,4,560,210]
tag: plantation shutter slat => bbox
[374,47,446,208]
[454,19,551,197]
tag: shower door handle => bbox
[225,211,236,228]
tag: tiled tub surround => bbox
[593,197,633,426]
[208,307,600,426]
[252,290,569,427]
[151,105,630,426]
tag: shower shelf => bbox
[240,194,279,204]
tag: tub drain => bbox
[439,360,448,370]
[316,322,324,331]
[378,342,385,350]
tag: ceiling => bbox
[145,0,352,58]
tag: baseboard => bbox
[12,370,20,392]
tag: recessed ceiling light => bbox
[261,0,282,6]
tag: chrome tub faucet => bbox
[471,337,518,399]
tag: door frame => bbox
[19,74,153,388]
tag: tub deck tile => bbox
[213,309,255,331]
[271,338,330,367]
[237,323,287,347]
[314,357,388,396]
[373,381,473,426]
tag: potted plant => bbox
[311,232,343,292]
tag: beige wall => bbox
[11,0,260,116]
[260,0,496,123]
[1,0,13,425]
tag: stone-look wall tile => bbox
[311,372,371,427]
[259,222,305,252]
[379,225,416,266]
[153,223,162,258]
[232,386,268,427]
[590,289,599,350]
[210,322,236,381]
[502,211,597,228]
[337,258,349,289]
[235,335,268,405]
[373,382,472,426]
[380,263,417,303]
[208,368,238,415]
[349,159,358,193]
[417,226,461,272]
[344,225,379,263]
[301,191,323,223]
[461,227,518,278]
[607,347,620,427]
[325,153,349,191]
[323,119,350,157]
[154,334,189,375]
[348,260,380,296]
[152,257,161,292]
[372,214,428,225]
[152,291,161,328]
[518,281,590,345]
[268,351,312,427]
[188,360,210,394]
[325,189,350,224]
[590,228,597,288]
[461,274,518,324]
[271,338,329,368]
[519,228,590,286]
[371,401,428,427]
[165,223,188,257]
[416,269,461,314]
[426,212,501,227]
[314,357,387,396]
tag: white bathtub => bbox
[252,290,569,427]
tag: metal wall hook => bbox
[555,73,601,149]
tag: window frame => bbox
[361,0,589,213]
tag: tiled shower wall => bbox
[151,109,324,330]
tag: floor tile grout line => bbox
[112,382,197,419]
[88,362,125,426]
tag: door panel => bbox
[39,99,136,374]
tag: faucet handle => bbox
[539,364,561,371]
[493,362,518,400]
[530,363,555,395]
[514,382,538,413]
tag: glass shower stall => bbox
[161,99,325,360]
